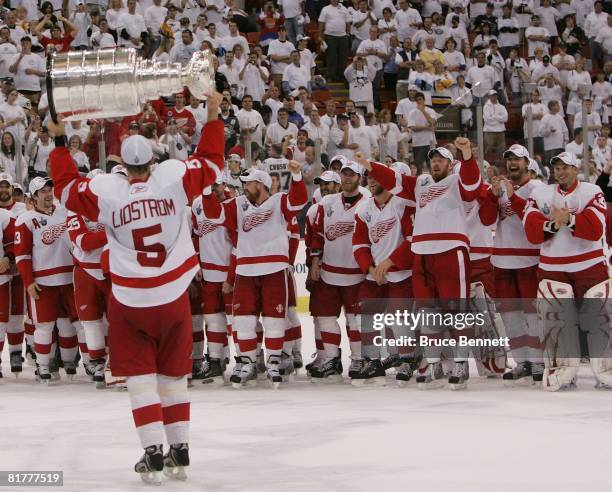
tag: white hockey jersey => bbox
[491,179,541,269]
[0,208,15,285]
[15,205,72,287]
[523,181,608,273]
[353,194,414,283]
[67,214,107,281]
[192,195,233,282]
[259,157,292,192]
[312,193,366,286]
[464,194,495,261]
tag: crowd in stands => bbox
[0,0,611,216]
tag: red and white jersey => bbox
[192,195,233,282]
[523,181,607,273]
[465,184,497,261]
[0,201,27,218]
[491,179,541,269]
[0,208,15,285]
[311,193,366,286]
[15,205,72,287]
[353,194,414,283]
[258,158,291,192]
[368,158,481,255]
[67,214,107,281]
[50,120,225,307]
[202,175,308,277]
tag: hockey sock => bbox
[234,315,258,361]
[231,327,242,357]
[157,375,190,446]
[191,315,204,361]
[525,312,543,363]
[262,316,285,358]
[255,319,263,353]
[34,322,55,366]
[24,318,35,348]
[74,320,90,365]
[7,315,24,354]
[346,314,363,360]
[282,319,295,356]
[56,318,78,363]
[127,374,164,448]
[204,312,227,359]
[313,317,323,355]
[81,319,107,360]
[0,321,6,356]
[317,316,341,358]
[287,306,302,352]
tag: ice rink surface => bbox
[1,314,611,492]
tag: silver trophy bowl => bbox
[46,48,215,122]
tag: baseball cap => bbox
[390,161,411,176]
[314,170,341,185]
[86,168,105,179]
[121,135,153,166]
[487,89,497,96]
[527,158,543,177]
[427,147,454,161]
[29,176,52,194]
[340,161,363,176]
[12,183,23,193]
[551,152,578,168]
[503,144,530,159]
[0,25,9,32]
[227,153,242,162]
[296,34,310,42]
[111,164,128,176]
[240,168,272,189]
[408,84,419,91]
[0,172,13,185]
[329,154,348,167]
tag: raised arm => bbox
[355,151,416,201]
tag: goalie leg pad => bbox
[582,280,612,388]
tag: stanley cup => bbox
[46,48,215,122]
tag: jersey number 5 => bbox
[133,225,167,267]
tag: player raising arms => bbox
[48,91,224,484]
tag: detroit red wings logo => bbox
[499,199,516,219]
[242,210,273,232]
[87,222,106,233]
[418,185,449,208]
[41,223,67,245]
[371,217,396,243]
[197,220,218,236]
[325,221,354,241]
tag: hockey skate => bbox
[416,361,445,389]
[350,358,386,387]
[305,352,323,376]
[163,443,189,481]
[190,358,205,381]
[531,362,545,383]
[25,342,36,366]
[49,358,61,381]
[105,362,127,390]
[310,356,343,383]
[348,358,365,379]
[381,353,402,372]
[292,349,303,370]
[448,361,469,390]
[200,357,225,386]
[135,444,164,485]
[10,351,23,377]
[63,360,77,381]
[37,364,52,384]
[255,350,267,379]
[266,355,283,389]
[502,361,533,386]
[230,357,257,389]
[395,357,420,387]
[278,352,295,381]
[542,365,578,391]
[89,358,106,389]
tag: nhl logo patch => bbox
[241,202,249,211]
[541,204,550,215]
[134,155,140,164]
[364,212,371,223]
[41,219,47,226]
[422,176,430,186]
[196,205,202,214]
[326,207,333,217]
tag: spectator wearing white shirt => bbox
[356,26,387,110]
[238,52,269,106]
[185,95,207,146]
[585,1,607,67]
[406,91,436,173]
[0,27,19,80]
[267,26,295,86]
[465,51,496,102]
[8,37,45,106]
[328,113,357,160]
[538,73,564,118]
[263,85,284,123]
[483,90,508,158]
[349,0,376,53]
[538,0,561,38]
[595,14,612,64]
[565,58,591,129]
[303,107,330,159]
[531,54,560,84]
[282,50,311,94]
[407,58,434,105]
[265,107,299,145]
[411,16,434,51]
[540,100,569,167]
[279,0,302,45]
[592,135,612,172]
[118,0,147,50]
[447,15,468,48]
[521,90,547,157]
[236,95,266,146]
[565,127,585,161]
[377,8,397,47]
[574,99,602,148]
[218,51,241,99]
[91,18,117,49]
[452,75,473,131]
[318,0,350,82]
[395,0,421,42]
[551,43,576,87]
[506,48,530,104]
[144,0,167,54]
[169,30,198,66]
[344,56,376,113]
[219,21,250,59]
[525,15,550,57]
[497,4,520,59]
